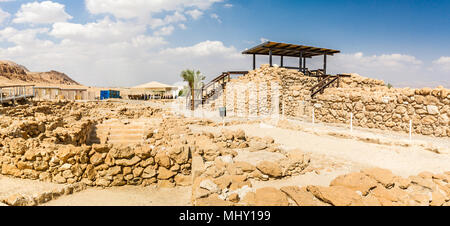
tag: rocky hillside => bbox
[0,60,81,86]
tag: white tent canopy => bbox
[133,81,176,90]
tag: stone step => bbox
[92,127,146,131]
[108,140,144,145]
[96,125,146,129]
[108,134,142,138]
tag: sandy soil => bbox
[0,175,65,201]
[191,123,450,178]
[43,186,192,206]
[3,101,449,206]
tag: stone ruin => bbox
[0,100,449,206]
[202,64,450,137]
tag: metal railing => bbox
[0,85,35,103]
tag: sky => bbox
[0,0,448,88]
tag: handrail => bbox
[310,75,332,91]
[311,77,338,98]
[201,70,249,104]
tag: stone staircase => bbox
[88,118,160,146]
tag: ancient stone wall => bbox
[309,87,450,137]
[219,81,282,118]
[203,65,449,138]
[0,142,193,187]
[0,101,193,188]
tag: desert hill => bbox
[0,60,81,86]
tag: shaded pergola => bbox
[242,41,341,76]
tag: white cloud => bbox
[1,1,446,89]
[50,17,146,43]
[160,40,241,58]
[13,1,72,24]
[331,52,422,70]
[153,25,174,36]
[270,51,435,87]
[210,13,222,23]
[0,8,10,24]
[324,52,423,83]
[432,56,450,72]
[0,26,49,45]
[224,3,233,8]
[85,0,223,19]
[186,9,203,20]
[164,11,186,24]
[148,11,187,29]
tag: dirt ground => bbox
[191,122,450,178]
[43,186,192,206]
[0,175,65,201]
[2,101,450,206]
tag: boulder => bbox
[280,186,328,206]
[394,177,411,189]
[330,172,378,195]
[92,144,110,153]
[370,186,399,203]
[155,152,171,169]
[157,167,176,180]
[1,164,21,177]
[256,161,283,178]
[232,161,256,173]
[254,187,289,206]
[196,194,233,206]
[426,105,439,115]
[89,153,104,166]
[234,130,246,140]
[199,179,220,193]
[361,168,396,188]
[174,174,192,186]
[248,140,267,151]
[57,146,76,163]
[142,165,157,179]
[134,146,152,159]
[106,166,122,176]
[110,147,134,159]
[430,191,446,206]
[306,185,362,206]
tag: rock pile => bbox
[194,167,450,206]
[190,129,313,205]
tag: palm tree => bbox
[181,69,205,110]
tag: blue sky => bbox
[0,0,448,87]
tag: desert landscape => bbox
[0,57,449,207]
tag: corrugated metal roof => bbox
[242,41,340,58]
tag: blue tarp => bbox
[100,90,120,100]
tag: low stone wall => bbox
[310,87,450,137]
[0,101,193,188]
[1,182,87,206]
[0,142,192,187]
